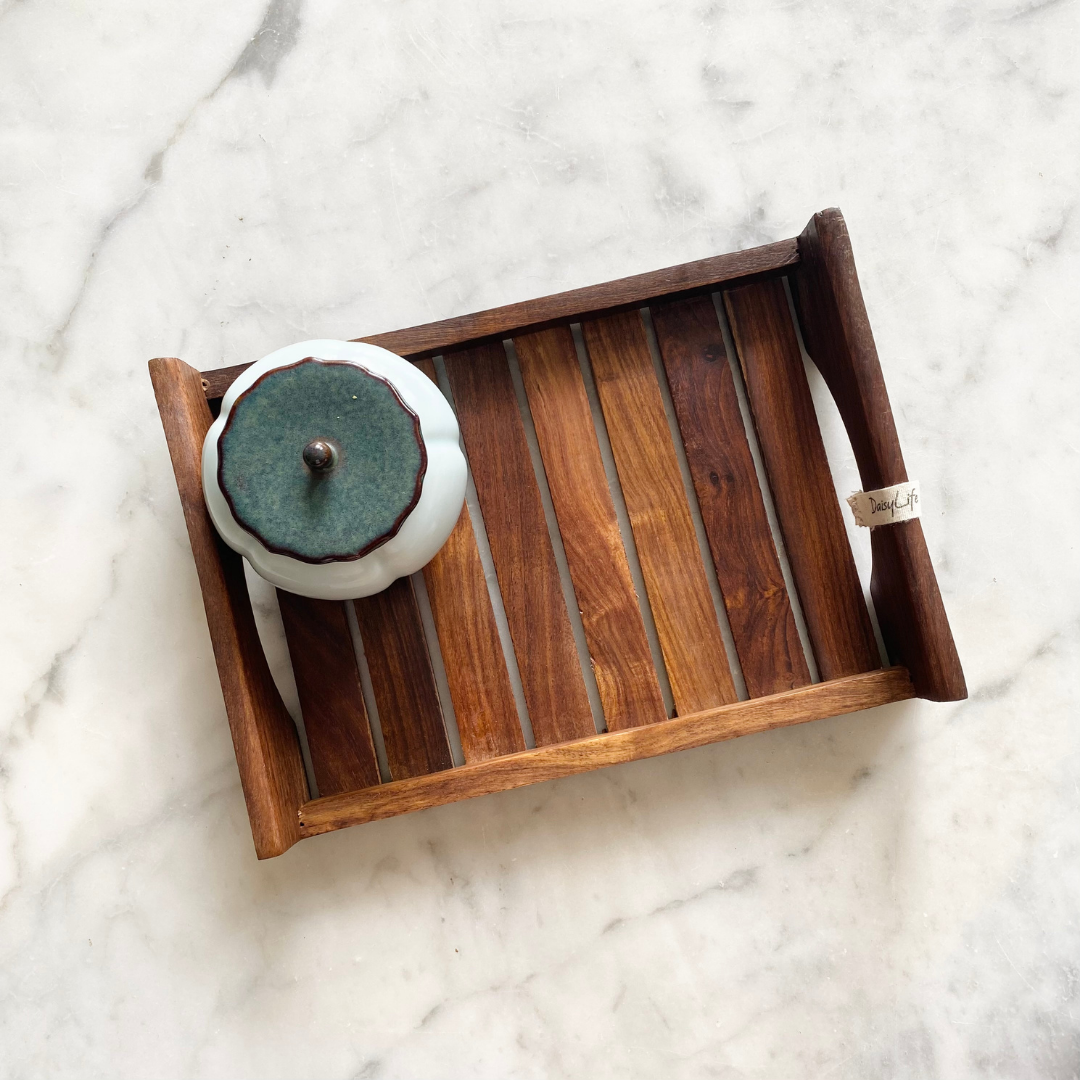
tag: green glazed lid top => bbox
[217,357,427,563]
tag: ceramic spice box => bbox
[202,339,466,600]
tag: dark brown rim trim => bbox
[216,357,428,565]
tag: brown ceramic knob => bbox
[303,438,337,472]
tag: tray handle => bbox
[793,209,966,701]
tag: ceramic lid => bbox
[217,357,428,563]
[202,340,466,599]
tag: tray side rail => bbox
[200,239,801,400]
[299,667,916,835]
[149,357,309,858]
[792,209,966,701]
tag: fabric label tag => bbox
[847,480,921,528]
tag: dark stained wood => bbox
[148,357,308,859]
[276,591,380,795]
[793,208,965,700]
[414,359,526,761]
[651,296,811,697]
[298,667,915,834]
[444,342,595,745]
[582,311,737,714]
[199,239,800,398]
[353,577,453,779]
[514,327,666,729]
[724,279,880,680]
[153,213,966,855]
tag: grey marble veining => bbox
[1,0,1078,1076]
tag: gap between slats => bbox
[723,276,880,680]
[442,331,683,738]
[709,292,822,686]
[649,295,810,697]
[580,309,739,715]
[512,327,668,731]
[569,323,676,719]
[504,339,608,734]
[431,355,538,752]
[443,342,596,746]
[276,591,383,798]
[353,578,454,780]
[638,306,748,702]
[779,278,891,670]
[344,597,393,784]
[410,569,466,766]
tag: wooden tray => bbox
[150,208,965,859]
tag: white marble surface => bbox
[2,0,1078,1076]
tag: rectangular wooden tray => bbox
[150,208,965,859]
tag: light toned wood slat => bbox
[514,327,666,729]
[444,342,595,746]
[276,591,381,795]
[414,359,526,761]
[199,240,800,398]
[581,311,737,715]
[353,577,453,779]
[148,357,308,859]
[651,296,811,698]
[724,278,879,680]
[298,667,915,834]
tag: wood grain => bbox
[276,591,381,795]
[793,208,966,700]
[353,577,453,779]
[582,311,737,714]
[155,211,967,857]
[414,358,526,760]
[148,357,308,859]
[514,327,666,729]
[298,666,915,834]
[724,278,880,680]
[200,239,800,398]
[444,342,595,745]
[651,296,811,697]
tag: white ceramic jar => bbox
[202,339,466,600]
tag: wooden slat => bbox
[200,239,800,398]
[444,342,595,745]
[724,278,879,680]
[794,208,965,700]
[651,297,811,698]
[298,667,915,834]
[148,357,308,859]
[276,591,381,795]
[414,359,526,761]
[353,577,453,779]
[581,311,737,714]
[514,327,666,729]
